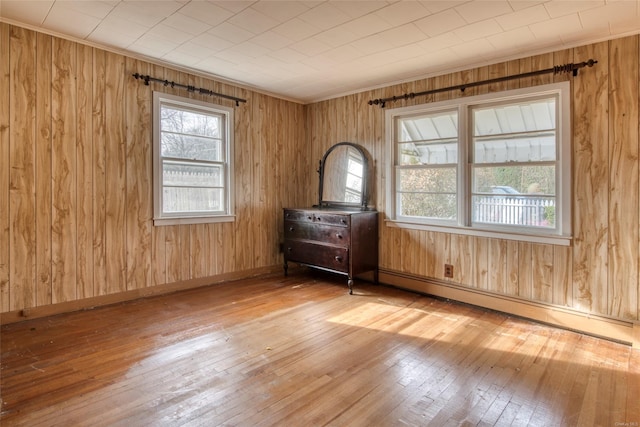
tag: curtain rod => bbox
[132,73,247,106]
[368,59,597,108]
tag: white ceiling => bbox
[1,0,639,103]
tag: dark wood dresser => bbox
[283,208,378,294]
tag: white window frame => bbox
[385,82,571,246]
[153,92,235,226]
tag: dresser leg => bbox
[348,277,353,295]
[284,261,288,277]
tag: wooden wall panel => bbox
[125,58,152,291]
[76,43,94,300]
[608,37,639,321]
[572,42,610,316]
[51,37,77,304]
[0,23,10,312]
[35,32,52,307]
[9,26,36,311]
[92,48,107,297]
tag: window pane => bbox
[473,97,556,164]
[161,106,221,138]
[472,165,555,228]
[472,195,555,228]
[473,165,555,195]
[399,167,456,192]
[399,193,456,220]
[398,111,458,142]
[399,142,458,165]
[161,133,222,161]
[474,132,555,163]
[163,187,224,213]
[473,98,555,137]
[163,161,223,187]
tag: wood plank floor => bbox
[1,271,639,426]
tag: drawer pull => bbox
[335,256,343,262]
[287,247,292,252]
[316,217,322,221]
[307,216,312,220]
[289,227,295,232]
[340,219,347,224]
[336,233,342,239]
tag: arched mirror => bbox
[318,142,370,210]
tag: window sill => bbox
[385,219,572,246]
[153,215,235,226]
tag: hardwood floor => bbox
[1,271,639,426]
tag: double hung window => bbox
[153,92,234,225]
[386,82,571,243]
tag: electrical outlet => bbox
[444,264,454,278]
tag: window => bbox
[153,92,234,225]
[386,82,571,244]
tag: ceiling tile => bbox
[331,1,387,19]
[190,31,235,52]
[206,22,255,44]
[508,1,546,11]
[250,1,311,21]
[349,33,397,55]
[163,13,211,36]
[414,9,467,37]
[344,12,393,38]
[272,18,322,41]
[379,23,429,47]
[454,19,503,42]
[148,23,193,45]
[417,32,464,52]
[228,7,279,35]
[43,3,102,39]
[313,25,360,48]
[421,1,468,14]
[529,13,583,40]
[298,2,352,30]
[543,0,604,19]
[250,31,292,50]
[111,1,184,27]
[177,1,234,26]
[213,1,253,15]
[374,1,432,27]
[487,26,537,51]
[0,1,54,26]
[580,2,640,34]
[455,1,514,23]
[496,4,550,31]
[289,37,332,57]
[268,47,309,64]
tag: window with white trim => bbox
[386,82,571,243]
[153,92,234,225]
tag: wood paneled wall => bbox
[306,35,640,323]
[0,23,310,316]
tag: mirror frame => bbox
[318,142,370,210]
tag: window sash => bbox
[153,92,234,224]
[386,82,570,240]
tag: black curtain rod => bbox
[132,73,247,106]
[368,59,598,108]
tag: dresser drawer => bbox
[284,209,350,227]
[284,220,350,246]
[284,240,349,273]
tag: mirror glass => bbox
[319,142,369,209]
